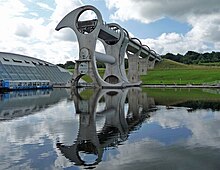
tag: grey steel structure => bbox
[56,5,161,88]
[0,52,72,86]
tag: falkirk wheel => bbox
[56,5,161,88]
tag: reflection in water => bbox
[144,88,220,111]
[57,88,156,167]
[0,89,70,120]
[175,101,220,111]
[0,88,220,169]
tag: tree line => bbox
[57,59,129,69]
[162,51,220,64]
[57,61,75,69]
[57,51,220,69]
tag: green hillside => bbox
[68,59,220,85]
[155,59,190,69]
[142,59,220,85]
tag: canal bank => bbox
[142,84,220,88]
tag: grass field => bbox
[198,62,220,67]
[141,68,220,85]
[141,59,220,85]
[68,59,220,85]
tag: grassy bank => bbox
[141,68,220,85]
[68,59,220,85]
[199,62,220,67]
[141,59,220,85]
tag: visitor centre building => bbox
[0,52,72,90]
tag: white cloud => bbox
[51,0,82,22]
[214,42,220,50]
[141,33,210,55]
[36,2,54,11]
[14,20,35,38]
[0,0,83,64]
[29,12,39,17]
[105,0,220,24]
[0,0,28,19]
[187,13,220,43]
[105,0,220,54]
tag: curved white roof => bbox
[0,52,54,67]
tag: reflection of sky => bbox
[97,106,220,170]
[0,99,79,169]
[0,96,220,169]
[129,122,192,145]
[150,106,220,148]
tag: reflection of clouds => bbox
[0,99,79,169]
[95,106,220,170]
[150,106,220,148]
[1,100,78,145]
[54,156,73,169]
[149,106,187,128]
[96,139,220,170]
[1,96,220,169]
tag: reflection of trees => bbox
[57,88,156,167]
[145,88,220,111]
[175,101,220,111]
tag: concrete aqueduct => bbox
[56,5,161,88]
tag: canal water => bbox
[0,88,220,170]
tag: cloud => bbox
[53,28,77,42]
[36,2,54,11]
[29,12,39,17]
[141,33,210,55]
[0,0,82,64]
[15,23,33,37]
[187,13,220,43]
[105,0,220,23]
[51,0,82,22]
[0,0,28,19]
[105,0,220,54]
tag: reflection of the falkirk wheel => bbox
[57,87,156,167]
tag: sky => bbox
[0,0,220,64]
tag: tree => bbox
[161,51,220,64]
[57,64,65,68]
[57,61,75,69]
[65,61,75,69]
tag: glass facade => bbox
[0,53,72,85]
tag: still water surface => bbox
[0,88,220,169]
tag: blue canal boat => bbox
[0,80,53,90]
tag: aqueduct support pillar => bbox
[148,58,156,69]
[139,58,148,75]
[127,50,142,84]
